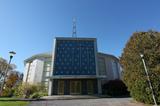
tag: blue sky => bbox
[0,0,160,72]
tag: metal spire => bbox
[72,17,77,37]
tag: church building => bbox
[23,37,122,95]
[48,37,122,95]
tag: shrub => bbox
[2,88,14,97]
[14,83,48,98]
[1,72,22,97]
[102,80,129,96]
[120,31,160,104]
[30,92,48,99]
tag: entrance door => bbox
[70,80,81,95]
[87,80,94,94]
[58,80,64,95]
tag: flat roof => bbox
[98,52,119,61]
[55,37,97,41]
[24,52,52,63]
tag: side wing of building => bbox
[23,53,52,90]
[97,52,122,80]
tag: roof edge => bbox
[97,52,119,60]
[24,52,52,63]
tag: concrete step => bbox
[41,95,100,100]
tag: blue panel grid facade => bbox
[53,38,96,75]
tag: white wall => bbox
[23,63,30,83]
[23,55,53,86]
[28,60,36,84]
[23,59,44,84]
[33,59,44,84]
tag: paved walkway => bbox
[29,98,147,106]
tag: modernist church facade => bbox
[23,37,122,95]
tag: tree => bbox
[120,31,160,104]
[2,71,22,97]
[5,73,19,88]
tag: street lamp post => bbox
[0,51,16,96]
[140,54,157,106]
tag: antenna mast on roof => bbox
[72,17,77,37]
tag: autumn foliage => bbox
[2,73,20,96]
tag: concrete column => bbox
[97,79,102,95]
[23,63,30,83]
[48,79,53,96]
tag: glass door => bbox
[58,80,64,95]
[70,80,81,95]
[87,80,94,94]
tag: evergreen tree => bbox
[120,31,160,104]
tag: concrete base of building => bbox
[41,95,100,100]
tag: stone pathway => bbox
[29,98,148,106]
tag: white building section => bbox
[23,53,52,89]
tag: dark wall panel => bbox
[64,80,70,95]
[52,80,58,95]
[93,80,98,94]
[81,80,87,95]
[53,39,96,75]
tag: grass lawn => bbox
[0,97,29,106]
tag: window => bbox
[46,78,49,81]
[98,57,106,75]
[111,60,119,79]
[43,71,50,77]
[41,81,49,88]
[44,61,51,72]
